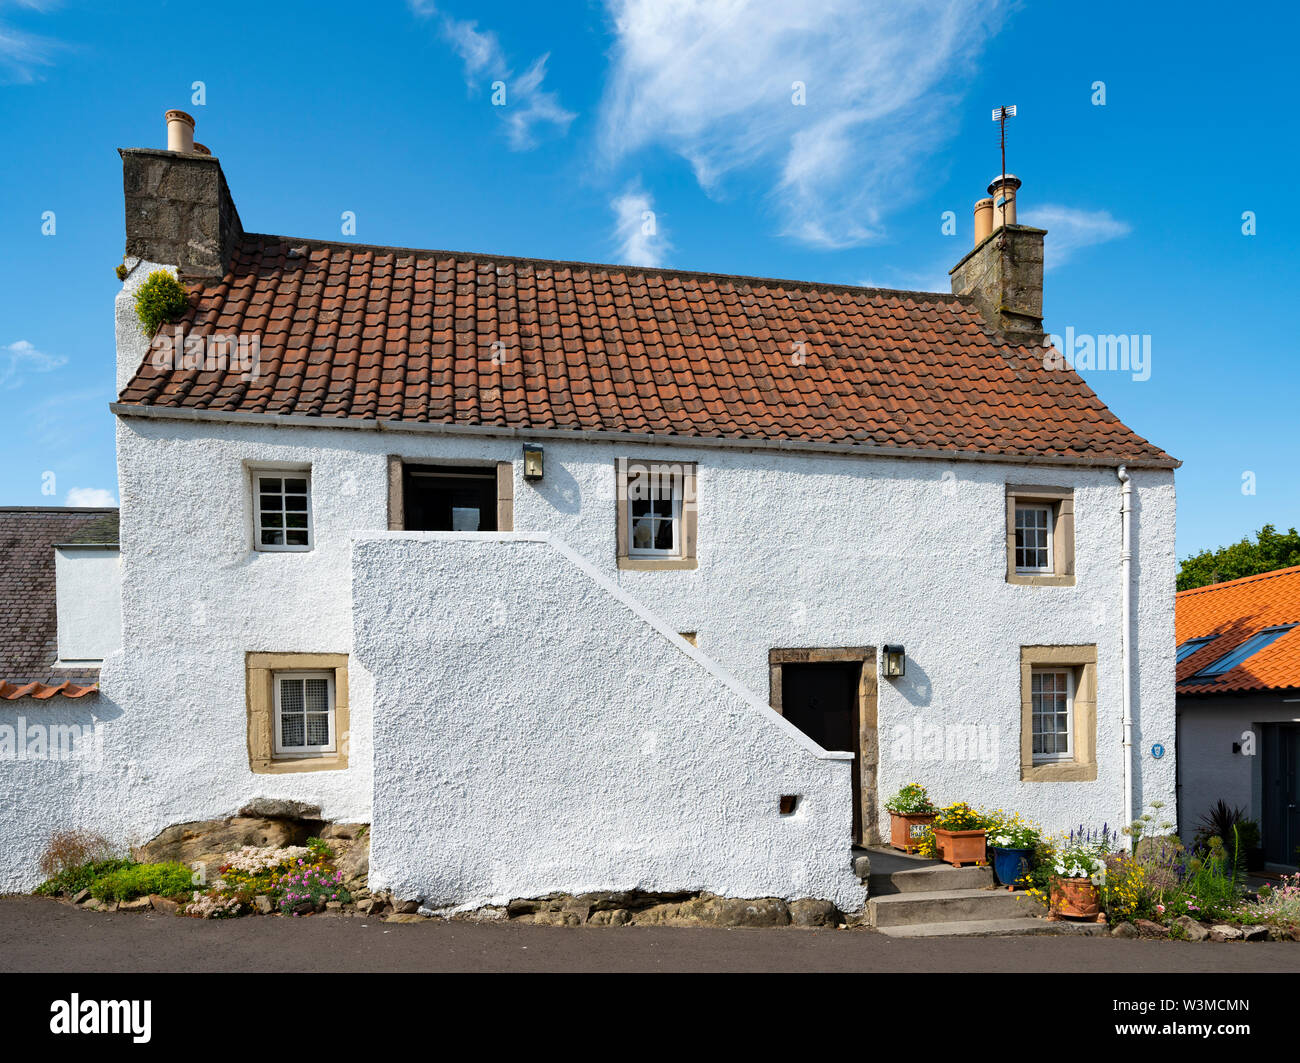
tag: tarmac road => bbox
[3,896,1299,973]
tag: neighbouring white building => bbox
[0,113,1180,911]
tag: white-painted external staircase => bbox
[859,848,1108,937]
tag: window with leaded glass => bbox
[1031,668,1073,762]
[274,671,335,755]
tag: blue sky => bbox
[0,0,1295,558]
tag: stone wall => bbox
[950,224,1046,339]
[120,148,242,278]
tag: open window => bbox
[386,458,514,532]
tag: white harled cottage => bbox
[0,112,1179,911]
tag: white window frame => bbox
[273,670,336,757]
[1015,503,1054,574]
[253,467,314,552]
[1030,667,1074,763]
[626,466,683,559]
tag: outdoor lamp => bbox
[522,443,544,482]
[882,645,906,678]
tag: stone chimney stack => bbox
[120,109,242,278]
[950,173,1045,341]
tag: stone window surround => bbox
[615,458,698,571]
[1006,484,1075,587]
[247,652,349,774]
[387,456,513,532]
[768,647,879,844]
[1019,645,1097,782]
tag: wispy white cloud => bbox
[597,0,1006,249]
[611,182,670,267]
[65,486,118,508]
[0,20,55,84]
[409,2,575,150]
[2,339,66,388]
[21,386,109,453]
[1020,205,1132,269]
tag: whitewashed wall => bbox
[0,412,1177,892]
[355,532,860,910]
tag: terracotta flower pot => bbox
[1049,876,1105,921]
[888,811,936,854]
[933,828,987,867]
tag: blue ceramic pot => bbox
[990,846,1032,888]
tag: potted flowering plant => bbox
[883,783,937,854]
[1048,838,1108,921]
[932,802,988,867]
[986,819,1041,889]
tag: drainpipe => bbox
[1117,465,1134,847]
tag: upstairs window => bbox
[386,458,513,533]
[630,470,681,556]
[254,469,312,551]
[616,458,698,571]
[273,671,336,756]
[1005,485,1075,587]
[1015,504,1054,573]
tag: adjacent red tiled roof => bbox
[1176,564,1300,694]
[0,507,117,687]
[0,680,98,700]
[116,233,1175,466]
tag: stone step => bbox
[868,864,993,895]
[875,916,1107,938]
[868,888,1044,927]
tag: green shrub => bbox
[35,859,135,897]
[1193,800,1259,870]
[883,783,936,816]
[114,263,128,281]
[305,836,334,860]
[1174,840,1244,921]
[89,862,194,902]
[134,270,188,334]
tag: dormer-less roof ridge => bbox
[116,231,1178,468]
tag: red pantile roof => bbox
[116,233,1176,467]
[0,680,98,700]
[1176,564,1300,694]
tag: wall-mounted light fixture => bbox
[881,644,906,678]
[522,443,544,482]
